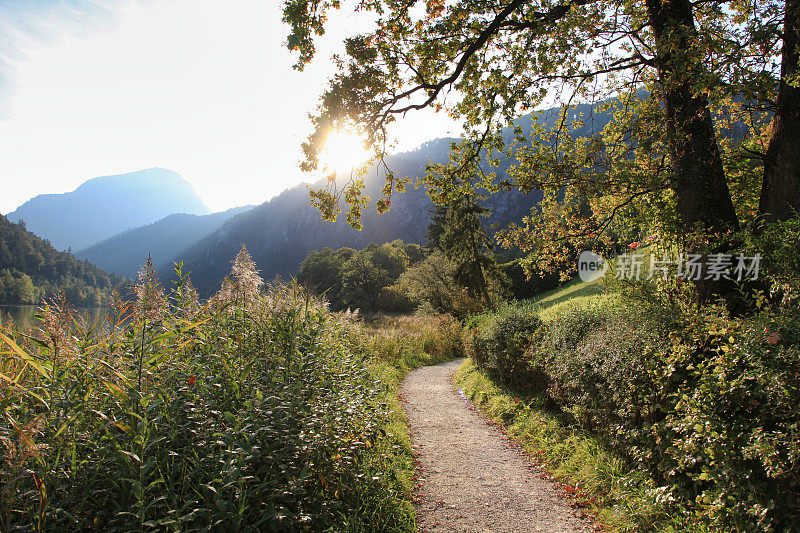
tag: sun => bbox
[319,127,372,174]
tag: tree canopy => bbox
[284,0,799,283]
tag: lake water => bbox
[0,305,111,330]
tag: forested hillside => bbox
[78,205,253,277]
[0,214,125,306]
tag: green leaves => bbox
[0,273,409,531]
[505,291,800,530]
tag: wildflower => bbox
[187,375,197,387]
[629,242,640,250]
[109,287,127,317]
[231,244,263,294]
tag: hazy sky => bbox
[0,0,460,214]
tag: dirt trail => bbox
[400,359,592,533]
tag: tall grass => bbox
[1,253,456,531]
[361,314,465,386]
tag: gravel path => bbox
[400,359,592,533]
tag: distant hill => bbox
[0,214,125,306]
[173,138,542,296]
[173,102,617,296]
[6,168,211,252]
[78,205,254,278]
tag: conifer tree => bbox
[428,194,498,309]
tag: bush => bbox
[528,295,800,531]
[651,309,800,531]
[498,259,560,300]
[533,298,671,458]
[377,285,417,314]
[467,306,543,391]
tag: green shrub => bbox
[533,299,671,460]
[467,306,543,391]
[497,259,560,300]
[377,285,417,314]
[651,309,800,531]
[529,295,800,531]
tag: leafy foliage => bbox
[298,240,421,313]
[466,305,544,392]
[0,254,436,531]
[397,251,482,318]
[284,0,800,303]
[469,286,800,531]
[653,309,800,530]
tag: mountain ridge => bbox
[7,168,211,252]
[77,205,254,278]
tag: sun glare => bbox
[319,128,372,173]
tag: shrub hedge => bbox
[466,305,544,392]
[468,295,800,531]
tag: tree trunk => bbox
[645,0,740,235]
[760,0,800,223]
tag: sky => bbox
[0,0,460,215]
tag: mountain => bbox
[6,168,211,252]
[173,138,543,296]
[0,214,126,306]
[77,205,254,278]
[173,101,620,296]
